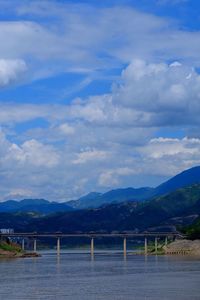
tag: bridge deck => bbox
[0,232,186,238]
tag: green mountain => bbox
[183,217,200,239]
[67,188,154,209]
[4,183,199,234]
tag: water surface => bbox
[0,251,200,300]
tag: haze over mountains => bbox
[0,166,199,213]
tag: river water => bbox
[0,250,200,300]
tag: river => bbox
[0,251,199,299]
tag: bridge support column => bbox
[144,237,148,255]
[155,237,158,254]
[22,239,25,251]
[57,238,60,256]
[165,236,168,246]
[33,239,37,252]
[123,237,127,257]
[91,238,94,256]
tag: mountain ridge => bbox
[0,166,200,212]
[1,183,200,234]
[67,166,200,209]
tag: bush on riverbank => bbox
[182,218,200,239]
[0,241,22,253]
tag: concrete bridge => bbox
[0,232,186,256]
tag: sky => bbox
[0,0,200,201]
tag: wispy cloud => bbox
[0,1,200,87]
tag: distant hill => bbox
[67,188,154,209]
[5,183,199,234]
[0,199,73,215]
[67,166,200,209]
[67,192,102,209]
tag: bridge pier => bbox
[91,238,94,256]
[33,239,37,252]
[165,236,168,246]
[22,239,25,251]
[144,237,148,255]
[57,237,60,256]
[123,237,127,257]
[155,237,158,254]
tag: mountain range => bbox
[0,183,200,234]
[0,166,200,236]
[28,183,200,233]
[0,165,199,213]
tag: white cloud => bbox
[136,137,200,177]
[58,123,75,135]
[2,138,59,168]
[98,170,120,187]
[73,149,108,164]
[141,137,200,159]
[0,2,200,83]
[0,59,27,87]
[113,60,200,126]
[4,188,35,200]
[98,167,137,187]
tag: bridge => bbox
[0,232,186,256]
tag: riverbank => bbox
[134,239,200,256]
[164,239,200,255]
[0,241,40,258]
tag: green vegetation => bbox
[183,218,200,239]
[0,241,22,253]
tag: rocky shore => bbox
[0,249,40,258]
[164,239,200,256]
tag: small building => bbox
[0,228,14,234]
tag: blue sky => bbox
[0,0,200,201]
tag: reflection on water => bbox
[0,250,200,300]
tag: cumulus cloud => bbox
[113,60,200,126]
[0,59,27,87]
[0,131,59,168]
[7,139,60,167]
